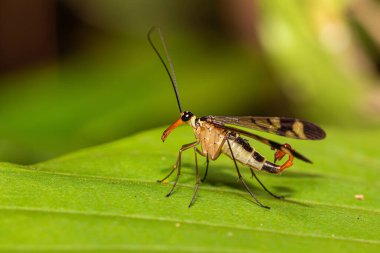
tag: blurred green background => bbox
[0,0,379,164]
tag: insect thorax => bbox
[193,120,227,160]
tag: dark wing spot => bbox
[276,119,297,137]
[302,122,327,140]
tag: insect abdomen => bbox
[221,135,281,172]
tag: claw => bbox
[274,143,292,162]
[274,149,286,163]
[273,143,295,172]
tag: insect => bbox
[148,27,326,209]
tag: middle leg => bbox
[201,155,209,183]
[189,146,200,207]
[195,148,209,183]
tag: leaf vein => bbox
[2,166,379,214]
[0,205,379,245]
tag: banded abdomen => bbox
[220,133,281,173]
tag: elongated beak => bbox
[161,117,185,142]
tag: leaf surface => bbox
[0,127,379,252]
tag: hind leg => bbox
[226,138,270,209]
[250,168,284,199]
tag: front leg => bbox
[162,141,199,197]
[157,142,199,183]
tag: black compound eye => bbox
[181,111,193,121]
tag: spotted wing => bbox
[207,116,326,140]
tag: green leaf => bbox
[0,126,379,252]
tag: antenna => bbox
[147,27,183,112]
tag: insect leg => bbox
[226,137,270,209]
[194,148,209,183]
[157,166,176,183]
[166,141,199,197]
[189,146,200,207]
[158,142,199,183]
[250,168,284,199]
[157,147,184,182]
[201,155,209,183]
